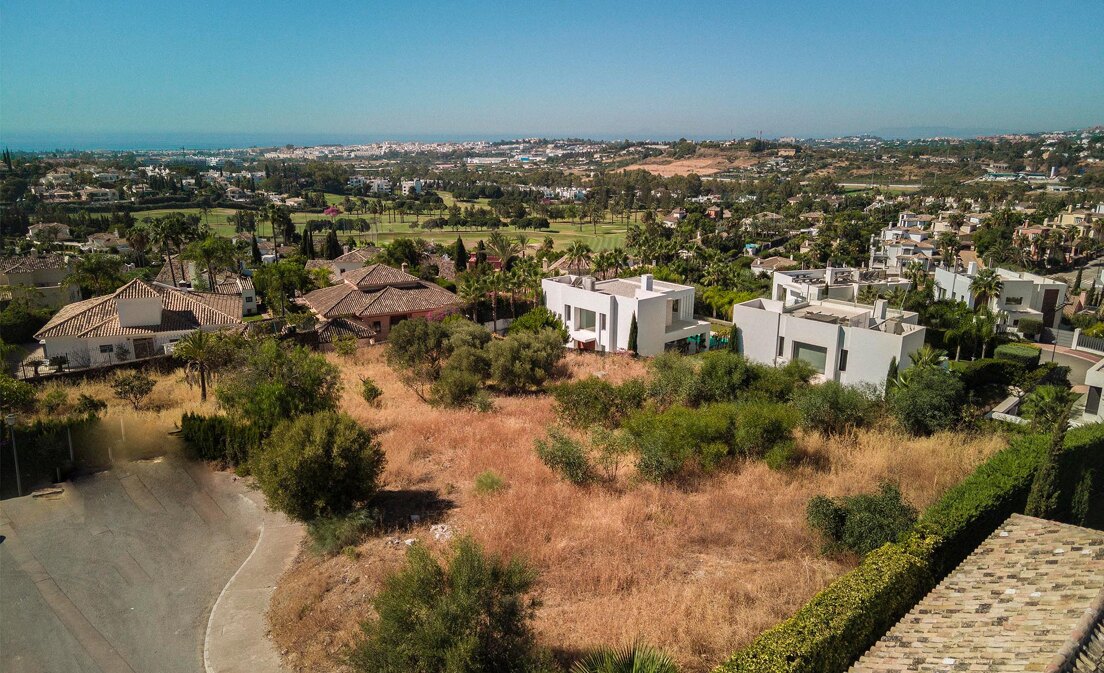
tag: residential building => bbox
[750,256,800,277]
[299,263,458,340]
[83,232,131,254]
[154,255,258,315]
[850,514,1104,673]
[79,187,117,203]
[772,267,911,304]
[896,211,934,229]
[869,225,939,273]
[400,179,423,195]
[1045,204,1103,240]
[0,253,82,308]
[304,246,382,282]
[731,296,926,388]
[26,222,72,242]
[542,273,711,356]
[934,264,1067,330]
[33,279,243,368]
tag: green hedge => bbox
[715,535,937,673]
[993,343,1041,370]
[949,358,1019,391]
[178,412,261,467]
[714,425,1104,673]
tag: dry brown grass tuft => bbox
[268,349,1007,673]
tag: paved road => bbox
[0,456,267,673]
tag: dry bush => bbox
[268,348,1006,673]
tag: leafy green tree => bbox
[486,329,565,393]
[252,411,385,521]
[67,253,127,297]
[508,306,567,342]
[454,236,468,272]
[806,482,917,555]
[323,228,342,260]
[349,537,539,673]
[0,373,36,412]
[253,259,311,316]
[111,371,156,410]
[386,318,452,400]
[216,339,341,432]
[888,367,965,436]
[182,234,239,289]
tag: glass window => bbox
[564,304,572,324]
[777,336,785,357]
[839,349,848,372]
[599,313,606,331]
[578,308,596,330]
[793,341,828,374]
[99,344,114,354]
[1004,297,1023,306]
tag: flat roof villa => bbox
[732,296,926,388]
[542,273,712,356]
[772,267,911,306]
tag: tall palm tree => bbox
[1021,385,1078,433]
[565,241,593,273]
[173,330,219,402]
[456,274,485,322]
[486,231,520,269]
[969,268,1003,311]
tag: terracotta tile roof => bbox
[850,514,1104,673]
[35,280,242,340]
[0,254,73,274]
[300,264,458,320]
[155,255,252,294]
[333,247,380,263]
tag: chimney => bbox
[342,244,350,254]
[967,261,978,276]
[874,298,888,320]
[582,276,595,291]
[401,262,409,274]
[640,273,653,291]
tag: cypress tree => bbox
[885,356,898,392]
[476,240,487,266]
[727,323,739,352]
[627,313,638,355]
[1073,267,1084,295]
[300,227,313,258]
[251,234,262,263]
[324,228,342,260]
[454,236,468,272]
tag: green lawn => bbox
[130,193,632,252]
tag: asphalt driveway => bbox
[0,456,264,673]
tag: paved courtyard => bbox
[0,455,288,673]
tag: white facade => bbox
[542,274,712,356]
[934,265,1067,330]
[772,267,910,305]
[732,296,927,388]
[869,226,937,273]
[400,179,423,195]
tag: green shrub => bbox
[40,387,68,414]
[252,411,385,521]
[487,329,565,393]
[0,373,36,412]
[792,381,876,436]
[888,367,964,436]
[349,537,540,673]
[732,401,799,459]
[74,393,107,416]
[746,359,816,402]
[949,358,1016,392]
[806,483,918,556]
[307,508,382,556]
[1017,317,1044,340]
[1019,362,1071,392]
[111,371,156,410]
[689,350,755,405]
[178,412,260,466]
[535,428,593,485]
[360,377,383,406]
[716,536,937,673]
[625,404,738,481]
[646,352,697,409]
[550,377,647,429]
[764,442,799,471]
[993,342,1041,369]
[333,332,357,358]
[474,470,506,495]
[509,306,568,342]
[447,318,493,351]
[431,365,483,408]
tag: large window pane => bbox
[792,341,828,373]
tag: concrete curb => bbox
[203,492,304,673]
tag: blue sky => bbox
[2,0,1102,146]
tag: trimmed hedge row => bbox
[714,425,1104,673]
[714,535,937,673]
[993,343,1041,369]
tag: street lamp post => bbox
[5,413,21,498]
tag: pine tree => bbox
[627,313,638,355]
[454,236,468,272]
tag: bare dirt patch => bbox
[268,348,1005,672]
[620,150,761,177]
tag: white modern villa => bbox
[934,263,1067,330]
[771,266,911,305]
[542,274,712,356]
[731,295,927,388]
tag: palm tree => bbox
[1021,385,1078,432]
[514,233,530,257]
[858,286,882,305]
[571,643,678,673]
[486,231,520,269]
[456,274,485,322]
[565,241,593,273]
[908,344,945,369]
[592,250,611,279]
[973,308,1000,359]
[173,330,219,402]
[903,260,927,289]
[969,268,1003,311]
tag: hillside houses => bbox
[934,264,1067,331]
[0,253,82,308]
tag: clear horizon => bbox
[2,0,1102,150]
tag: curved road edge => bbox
[203,491,304,673]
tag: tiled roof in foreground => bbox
[850,514,1104,673]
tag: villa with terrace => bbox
[772,266,911,305]
[732,295,926,388]
[542,273,712,356]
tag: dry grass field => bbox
[267,348,1006,672]
[620,151,762,177]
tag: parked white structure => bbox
[732,296,926,388]
[542,274,712,356]
[772,267,910,304]
[934,264,1067,330]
